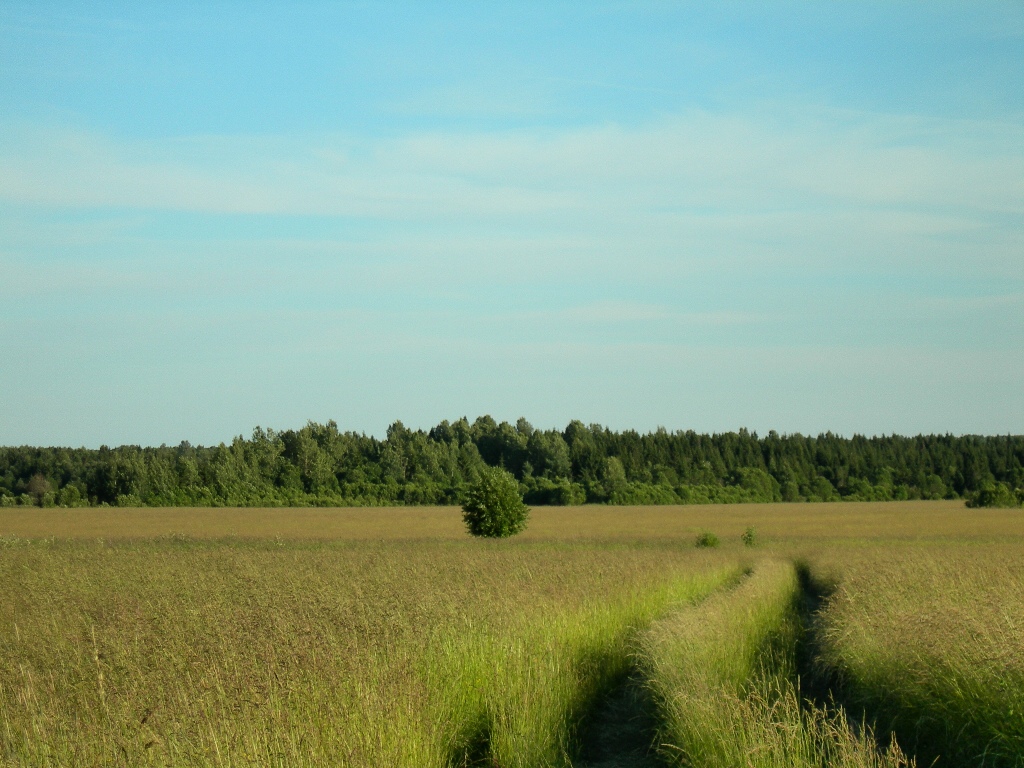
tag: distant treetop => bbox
[0,418,1021,509]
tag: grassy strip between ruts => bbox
[638,559,912,768]
[811,545,1024,768]
[432,563,741,767]
[0,538,738,767]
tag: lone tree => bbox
[26,474,51,507]
[462,466,530,538]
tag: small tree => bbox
[462,466,530,538]
[26,474,51,507]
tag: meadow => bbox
[1,501,1022,767]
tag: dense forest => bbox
[2,417,1022,508]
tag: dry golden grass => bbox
[1,500,1017,542]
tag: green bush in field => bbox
[741,526,757,547]
[695,531,719,548]
[462,467,530,538]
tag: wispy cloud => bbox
[2,107,1021,297]
[3,107,1022,218]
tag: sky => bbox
[1,2,1022,447]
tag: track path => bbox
[574,672,668,768]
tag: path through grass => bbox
[637,560,912,768]
[0,537,735,767]
[3,507,1023,767]
[573,672,666,768]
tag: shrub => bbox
[522,477,585,506]
[56,485,84,507]
[695,531,719,548]
[462,467,530,538]
[741,526,757,547]
[732,467,782,502]
[610,482,681,505]
[966,482,1022,509]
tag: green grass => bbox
[638,559,912,768]
[811,545,1024,768]
[3,506,1024,768]
[0,537,736,767]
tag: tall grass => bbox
[639,560,912,768]
[813,545,1024,767]
[0,537,735,767]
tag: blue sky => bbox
[1,2,1022,446]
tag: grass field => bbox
[1,501,1022,767]
[809,545,1024,768]
[0,500,1014,541]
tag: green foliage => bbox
[809,476,840,502]
[695,531,720,548]
[0,418,1021,507]
[741,526,757,547]
[25,473,51,507]
[602,456,628,499]
[56,484,83,507]
[733,467,781,502]
[610,481,680,505]
[966,481,1022,508]
[462,467,531,538]
[522,476,585,506]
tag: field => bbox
[0,500,1014,542]
[1,501,1022,767]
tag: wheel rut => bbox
[573,671,668,768]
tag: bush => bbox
[462,467,531,538]
[731,467,782,502]
[741,526,756,547]
[522,477,585,506]
[610,482,681,505]
[56,485,84,507]
[695,531,719,548]
[966,482,1022,509]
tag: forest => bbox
[1,417,1022,508]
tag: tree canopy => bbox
[1,418,1021,508]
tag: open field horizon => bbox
[3,6,1022,762]
[3,500,1021,542]
[3,501,1023,766]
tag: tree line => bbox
[1,417,1022,508]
